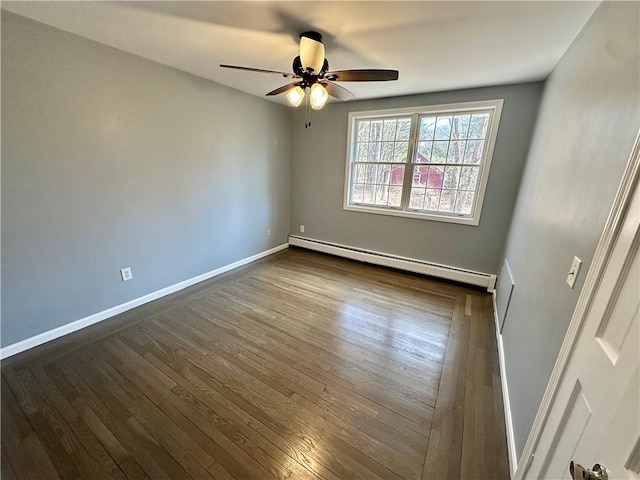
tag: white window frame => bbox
[342,99,504,226]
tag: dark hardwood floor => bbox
[1,247,510,479]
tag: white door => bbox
[524,177,640,479]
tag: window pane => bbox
[352,184,364,203]
[390,165,405,185]
[369,142,381,162]
[447,140,466,164]
[425,189,441,211]
[455,191,475,215]
[451,115,471,139]
[393,143,409,162]
[370,120,383,142]
[439,190,456,213]
[363,184,375,203]
[432,141,449,163]
[396,119,411,141]
[388,186,402,207]
[469,113,489,139]
[443,166,461,189]
[353,164,365,183]
[413,165,428,187]
[357,121,370,142]
[356,143,369,162]
[419,116,436,140]
[435,116,452,140]
[410,188,426,209]
[377,164,388,184]
[381,142,395,162]
[427,166,443,188]
[365,164,377,185]
[374,185,389,206]
[381,164,393,184]
[463,140,484,164]
[459,166,479,190]
[416,141,433,163]
[383,119,398,141]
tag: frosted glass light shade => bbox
[300,36,325,74]
[309,83,328,110]
[286,86,305,107]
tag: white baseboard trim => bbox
[289,235,497,290]
[0,244,289,360]
[493,292,518,478]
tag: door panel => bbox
[539,381,591,479]
[595,248,639,364]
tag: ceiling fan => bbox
[220,31,399,122]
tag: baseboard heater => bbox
[288,235,496,291]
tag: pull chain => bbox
[305,88,311,128]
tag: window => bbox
[343,99,503,225]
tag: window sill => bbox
[342,204,481,226]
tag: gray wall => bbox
[499,2,640,459]
[290,83,543,274]
[1,12,291,347]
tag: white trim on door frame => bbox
[515,131,640,479]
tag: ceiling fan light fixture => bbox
[220,29,399,123]
[299,32,325,74]
[309,83,328,110]
[286,85,305,107]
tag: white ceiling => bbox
[2,1,600,106]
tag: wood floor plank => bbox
[2,379,42,480]
[101,339,285,480]
[2,248,510,479]
[79,346,217,479]
[56,355,191,480]
[118,457,151,480]
[184,299,435,428]
[162,310,430,456]
[144,349,336,480]
[3,367,83,480]
[116,325,323,480]
[176,345,406,480]
[1,445,19,480]
[212,283,446,386]
[156,334,389,480]
[422,293,463,480]
[159,308,431,438]
[21,434,63,480]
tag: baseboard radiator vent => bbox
[288,235,496,291]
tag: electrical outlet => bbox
[566,256,582,289]
[300,225,305,233]
[266,228,271,237]
[120,267,133,282]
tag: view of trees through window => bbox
[347,103,499,222]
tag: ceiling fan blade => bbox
[220,64,297,79]
[266,82,301,96]
[322,81,355,101]
[325,69,399,82]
